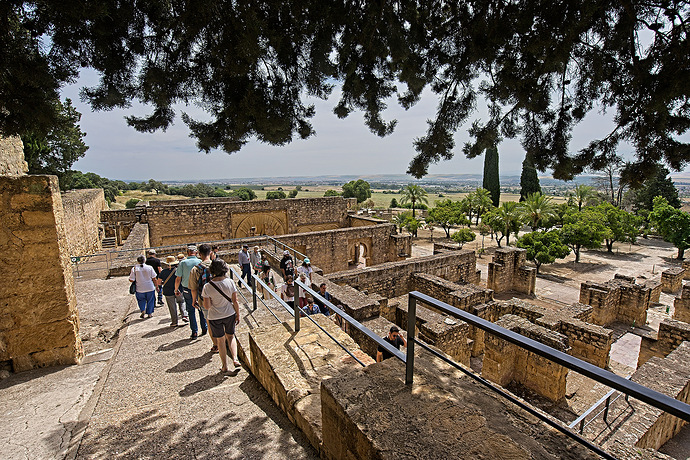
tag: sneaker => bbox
[170,323,178,327]
[182,316,189,323]
[190,332,198,339]
[157,301,164,306]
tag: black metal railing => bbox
[265,235,307,262]
[568,384,631,435]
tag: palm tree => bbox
[400,184,428,218]
[570,185,597,211]
[472,188,494,225]
[519,192,555,231]
[491,202,523,246]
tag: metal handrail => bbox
[228,267,282,325]
[294,279,405,365]
[568,381,631,434]
[265,235,307,262]
[405,291,690,423]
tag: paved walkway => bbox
[0,278,317,460]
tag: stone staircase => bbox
[101,237,117,249]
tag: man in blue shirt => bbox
[238,244,252,287]
[175,245,206,339]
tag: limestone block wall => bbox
[411,273,493,312]
[388,233,412,259]
[638,319,690,367]
[147,196,352,245]
[432,241,461,254]
[487,247,536,295]
[579,275,651,327]
[310,274,381,322]
[61,189,107,255]
[326,250,480,299]
[108,223,151,276]
[645,280,662,304]
[684,260,690,280]
[673,284,690,323]
[604,342,690,451]
[0,135,28,176]
[482,314,570,402]
[0,175,82,371]
[347,215,385,227]
[661,268,684,293]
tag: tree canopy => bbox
[649,196,690,259]
[516,230,570,273]
[4,1,689,183]
[342,179,371,203]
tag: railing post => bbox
[252,275,258,311]
[406,295,417,385]
[294,282,300,332]
[604,395,611,423]
[579,419,585,435]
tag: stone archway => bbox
[348,238,372,268]
[232,211,287,238]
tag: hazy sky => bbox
[62,70,676,182]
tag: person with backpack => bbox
[175,245,205,339]
[202,259,241,374]
[190,244,217,351]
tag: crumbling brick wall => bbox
[0,175,83,371]
[638,319,690,367]
[326,250,481,298]
[579,274,652,327]
[61,188,108,255]
[661,268,685,294]
[487,247,536,295]
[482,315,570,402]
[673,284,690,324]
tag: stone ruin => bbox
[579,274,658,327]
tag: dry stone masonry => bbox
[661,267,685,294]
[61,188,108,255]
[487,247,536,295]
[579,274,656,327]
[673,283,690,324]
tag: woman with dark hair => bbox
[129,255,158,318]
[202,259,241,374]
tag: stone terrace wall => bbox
[604,342,690,451]
[147,196,353,246]
[411,273,493,315]
[108,223,151,276]
[579,274,653,327]
[0,135,27,176]
[673,284,690,323]
[101,209,137,223]
[61,188,107,255]
[326,250,480,299]
[483,314,570,402]
[487,247,536,295]
[347,215,385,227]
[149,196,240,206]
[0,175,82,371]
[638,319,690,367]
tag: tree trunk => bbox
[444,227,451,238]
[606,239,613,252]
[574,244,581,262]
[535,261,541,274]
[678,248,685,259]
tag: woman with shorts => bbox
[202,259,241,373]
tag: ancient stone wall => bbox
[432,242,461,254]
[487,247,536,295]
[661,267,685,293]
[0,135,27,176]
[638,319,690,367]
[482,314,570,402]
[673,284,690,323]
[346,215,384,227]
[108,223,151,276]
[0,175,82,371]
[684,260,690,280]
[147,196,353,245]
[61,189,107,255]
[326,250,480,299]
[604,342,690,451]
[579,274,653,327]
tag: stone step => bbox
[101,237,117,248]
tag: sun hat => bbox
[165,255,177,265]
[283,250,290,255]
[303,257,310,264]
[177,253,185,260]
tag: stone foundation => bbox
[673,284,690,323]
[487,247,536,295]
[661,267,685,294]
[482,315,570,402]
[320,353,600,460]
[579,274,653,327]
[604,342,690,451]
[326,250,481,298]
[0,175,83,371]
[638,319,690,367]
[61,188,107,255]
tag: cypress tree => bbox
[483,145,500,207]
[519,152,541,201]
[634,166,681,211]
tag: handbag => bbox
[129,281,136,294]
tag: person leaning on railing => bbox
[376,326,407,362]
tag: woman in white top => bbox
[202,259,241,374]
[129,255,158,318]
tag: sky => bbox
[61,69,674,183]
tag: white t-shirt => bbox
[129,264,157,293]
[296,265,313,279]
[201,278,238,320]
[279,282,294,301]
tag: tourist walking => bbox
[301,297,321,316]
[376,326,407,362]
[129,255,158,318]
[297,272,310,308]
[190,244,217,352]
[280,250,294,280]
[279,275,295,309]
[202,259,241,374]
[238,244,252,287]
[145,249,164,305]
[260,253,273,298]
[175,245,206,339]
[159,256,183,326]
[296,258,313,281]
[314,283,332,316]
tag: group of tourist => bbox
[129,243,405,374]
